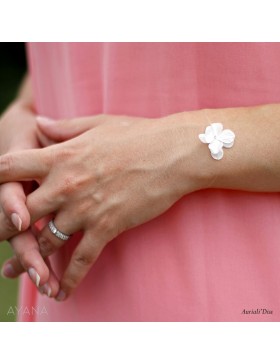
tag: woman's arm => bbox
[165,103,280,194]
[1,103,280,299]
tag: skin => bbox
[0,78,59,296]
[1,77,280,301]
[0,112,208,300]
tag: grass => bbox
[0,242,19,322]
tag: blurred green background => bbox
[0,42,27,322]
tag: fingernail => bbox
[36,116,55,125]
[56,289,66,302]
[28,268,40,287]
[11,213,22,231]
[43,283,52,297]
[38,283,51,297]
[1,263,15,278]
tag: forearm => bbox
[0,73,38,153]
[167,104,280,194]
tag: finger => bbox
[2,255,60,298]
[36,212,80,257]
[0,209,21,242]
[1,255,25,278]
[36,127,56,148]
[27,184,60,224]
[36,114,109,142]
[0,182,31,233]
[1,216,54,278]
[9,229,50,288]
[56,230,107,301]
[0,149,48,183]
[37,257,60,298]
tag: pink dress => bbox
[18,43,280,321]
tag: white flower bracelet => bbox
[198,122,235,160]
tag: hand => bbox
[0,100,60,297]
[0,112,204,300]
[0,100,37,236]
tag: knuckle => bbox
[3,215,17,234]
[98,214,116,234]
[43,146,71,170]
[38,236,57,256]
[57,147,74,162]
[57,173,86,199]
[0,154,14,176]
[98,214,111,231]
[73,250,95,267]
[58,175,77,196]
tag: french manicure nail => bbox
[36,116,55,124]
[47,287,52,297]
[11,213,22,231]
[1,263,15,278]
[42,283,52,297]
[56,290,66,302]
[28,268,40,287]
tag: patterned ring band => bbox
[48,220,71,241]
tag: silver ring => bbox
[48,220,71,241]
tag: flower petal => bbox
[223,140,234,148]
[204,125,215,143]
[211,148,224,160]
[217,129,235,147]
[211,123,223,137]
[208,139,223,155]
[198,134,207,143]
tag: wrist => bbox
[161,110,217,196]
[0,101,37,154]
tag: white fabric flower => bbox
[198,123,235,160]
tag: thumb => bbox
[36,114,107,142]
